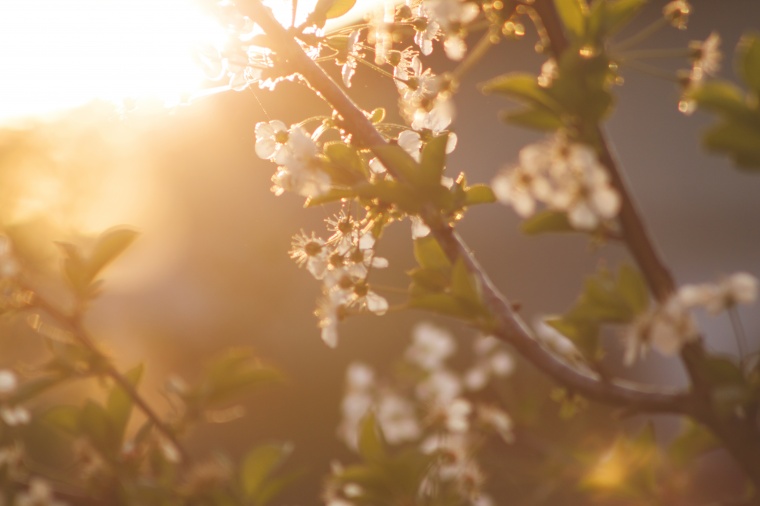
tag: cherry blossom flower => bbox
[377,392,422,443]
[678,272,757,315]
[254,120,289,161]
[477,405,514,443]
[405,322,456,371]
[341,30,363,88]
[424,0,480,60]
[689,31,722,82]
[463,335,514,390]
[289,231,329,279]
[493,136,621,230]
[15,478,67,506]
[663,0,691,30]
[623,296,698,365]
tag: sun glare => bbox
[0,0,381,124]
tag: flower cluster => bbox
[492,136,621,230]
[289,211,389,347]
[254,120,331,198]
[330,323,514,505]
[624,272,758,364]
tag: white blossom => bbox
[405,322,456,371]
[493,136,620,230]
[624,296,698,365]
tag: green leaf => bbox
[481,73,564,113]
[305,188,355,207]
[687,81,749,118]
[520,210,574,235]
[370,144,420,183]
[701,355,744,386]
[703,120,760,169]
[413,236,451,270]
[600,0,647,36]
[44,405,81,435]
[739,33,760,95]
[324,0,356,19]
[202,348,282,406]
[57,242,89,296]
[450,257,480,305]
[86,228,138,281]
[669,420,718,468]
[616,264,649,315]
[369,108,386,124]
[418,133,448,187]
[323,142,367,184]
[464,184,496,206]
[241,442,293,500]
[501,107,565,131]
[106,363,144,444]
[553,0,587,39]
[357,411,386,462]
[80,400,118,455]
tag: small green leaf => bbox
[520,210,574,235]
[481,73,564,113]
[323,142,367,184]
[305,188,355,207]
[413,236,451,270]
[553,0,587,39]
[371,144,420,182]
[202,348,282,406]
[80,400,118,455]
[106,363,144,444]
[358,411,386,462]
[369,108,386,124]
[600,0,647,36]
[418,133,449,187]
[57,242,89,295]
[669,420,718,468]
[739,33,760,95]
[501,107,565,131]
[87,228,138,281]
[324,0,356,19]
[44,405,81,435]
[703,120,760,169]
[687,81,749,118]
[450,257,480,304]
[241,442,293,499]
[616,264,649,315]
[464,184,496,206]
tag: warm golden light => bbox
[0,0,232,122]
[0,0,383,124]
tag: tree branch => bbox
[528,0,760,493]
[25,287,190,465]
[246,0,696,415]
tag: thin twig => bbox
[529,0,760,492]
[24,286,190,464]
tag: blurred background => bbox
[1,0,759,503]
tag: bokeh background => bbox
[1,0,759,503]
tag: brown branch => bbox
[24,286,190,464]
[246,0,696,415]
[528,0,760,493]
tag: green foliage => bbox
[241,442,297,506]
[57,227,138,299]
[520,210,574,235]
[688,33,760,169]
[182,347,282,414]
[408,237,490,323]
[546,264,649,359]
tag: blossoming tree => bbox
[0,0,759,504]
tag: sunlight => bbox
[0,0,383,124]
